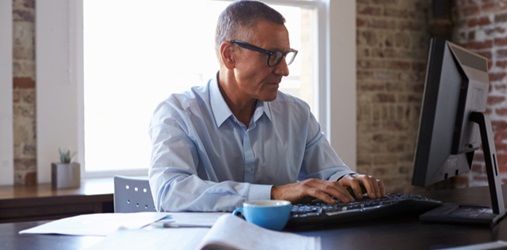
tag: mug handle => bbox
[232,207,244,219]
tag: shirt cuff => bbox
[247,184,273,201]
[332,170,356,182]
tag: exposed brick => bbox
[484,27,498,37]
[488,95,506,105]
[358,81,385,92]
[463,30,475,40]
[385,60,411,70]
[497,151,507,161]
[26,0,35,8]
[13,9,34,22]
[13,77,35,89]
[492,120,507,131]
[13,0,35,9]
[24,172,37,186]
[397,20,427,31]
[460,5,481,17]
[357,18,368,28]
[384,7,409,19]
[495,131,507,146]
[356,0,432,192]
[394,32,411,49]
[411,61,427,71]
[358,59,383,70]
[13,0,37,186]
[438,0,507,186]
[494,83,507,94]
[489,72,507,82]
[496,60,507,69]
[357,5,382,16]
[357,17,397,30]
[495,26,507,35]
[461,40,494,50]
[357,30,379,47]
[467,16,492,27]
[356,0,398,5]
[497,48,507,59]
[495,12,507,23]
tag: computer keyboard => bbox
[287,193,442,228]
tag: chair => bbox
[113,176,156,212]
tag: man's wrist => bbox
[337,172,357,181]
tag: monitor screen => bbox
[412,38,489,187]
[412,38,505,226]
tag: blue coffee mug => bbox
[232,200,292,231]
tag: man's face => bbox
[232,20,291,102]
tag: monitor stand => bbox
[420,112,506,227]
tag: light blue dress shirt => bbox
[148,75,354,212]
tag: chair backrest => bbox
[113,176,156,212]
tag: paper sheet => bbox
[163,212,225,227]
[85,228,210,250]
[19,212,319,250]
[198,214,321,250]
[19,212,223,236]
[86,214,320,250]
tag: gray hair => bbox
[215,0,285,51]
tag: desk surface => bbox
[0,177,113,199]
[1,185,507,250]
[0,178,114,222]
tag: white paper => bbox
[163,212,225,227]
[199,214,321,250]
[19,212,168,236]
[19,212,319,250]
[18,212,224,236]
[86,228,210,250]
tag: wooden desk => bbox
[1,185,506,250]
[0,178,114,223]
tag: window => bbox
[36,1,356,181]
[83,0,318,174]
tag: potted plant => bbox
[51,148,81,189]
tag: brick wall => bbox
[12,0,37,185]
[356,0,431,193]
[452,0,507,186]
[355,0,507,193]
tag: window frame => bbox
[36,0,356,182]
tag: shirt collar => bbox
[210,74,232,127]
[210,73,273,127]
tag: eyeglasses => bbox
[230,40,298,67]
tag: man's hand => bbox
[271,178,356,204]
[271,174,385,204]
[337,174,385,200]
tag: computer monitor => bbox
[412,38,506,226]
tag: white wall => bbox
[326,0,356,169]
[0,0,14,185]
[35,0,357,183]
[36,0,81,183]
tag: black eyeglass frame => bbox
[230,40,298,67]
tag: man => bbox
[149,0,385,212]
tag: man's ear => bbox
[220,42,236,69]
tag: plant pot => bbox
[51,162,81,189]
